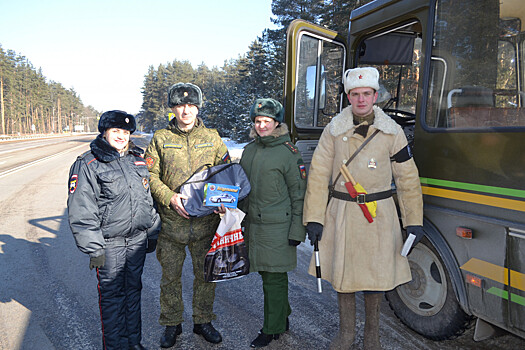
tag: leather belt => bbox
[330,189,393,204]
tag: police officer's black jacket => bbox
[67,134,160,258]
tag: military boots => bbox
[160,324,182,348]
[329,292,356,350]
[364,292,383,350]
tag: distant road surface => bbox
[0,134,524,349]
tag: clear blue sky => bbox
[0,0,275,114]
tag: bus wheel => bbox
[385,239,473,340]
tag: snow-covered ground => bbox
[222,138,248,162]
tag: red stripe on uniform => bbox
[97,268,107,350]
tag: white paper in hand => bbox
[215,208,246,238]
[401,233,416,257]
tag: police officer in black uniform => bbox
[67,110,161,350]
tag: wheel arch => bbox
[423,216,471,315]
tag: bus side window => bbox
[426,1,525,130]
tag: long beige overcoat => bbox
[303,105,423,293]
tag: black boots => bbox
[160,322,222,347]
[160,324,182,348]
[193,322,223,344]
[250,332,280,348]
[252,318,289,348]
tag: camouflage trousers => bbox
[157,227,217,326]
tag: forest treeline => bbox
[0,47,99,135]
[0,0,371,140]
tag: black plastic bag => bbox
[204,209,250,282]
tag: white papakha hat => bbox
[343,67,380,94]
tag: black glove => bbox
[406,225,425,252]
[146,239,157,253]
[288,239,300,247]
[306,222,323,245]
[89,254,105,270]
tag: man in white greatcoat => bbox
[303,67,424,349]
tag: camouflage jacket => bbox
[145,118,230,241]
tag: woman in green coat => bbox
[239,98,307,348]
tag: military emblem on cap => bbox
[98,110,136,134]
[250,98,284,123]
[343,67,380,94]
[167,83,203,108]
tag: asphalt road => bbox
[0,134,524,350]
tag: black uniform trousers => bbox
[96,238,147,349]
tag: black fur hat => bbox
[167,83,203,108]
[98,110,136,134]
[249,98,284,123]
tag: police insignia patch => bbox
[142,177,149,189]
[145,156,156,169]
[69,174,78,194]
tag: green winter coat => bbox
[145,118,230,244]
[239,124,307,273]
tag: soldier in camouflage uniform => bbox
[145,83,230,348]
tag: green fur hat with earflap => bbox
[249,98,284,123]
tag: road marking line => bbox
[0,144,87,179]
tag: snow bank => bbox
[222,138,247,162]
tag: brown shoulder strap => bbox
[329,129,380,194]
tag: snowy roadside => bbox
[136,134,248,161]
[222,138,248,162]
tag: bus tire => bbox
[385,238,474,340]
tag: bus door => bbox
[284,20,346,169]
